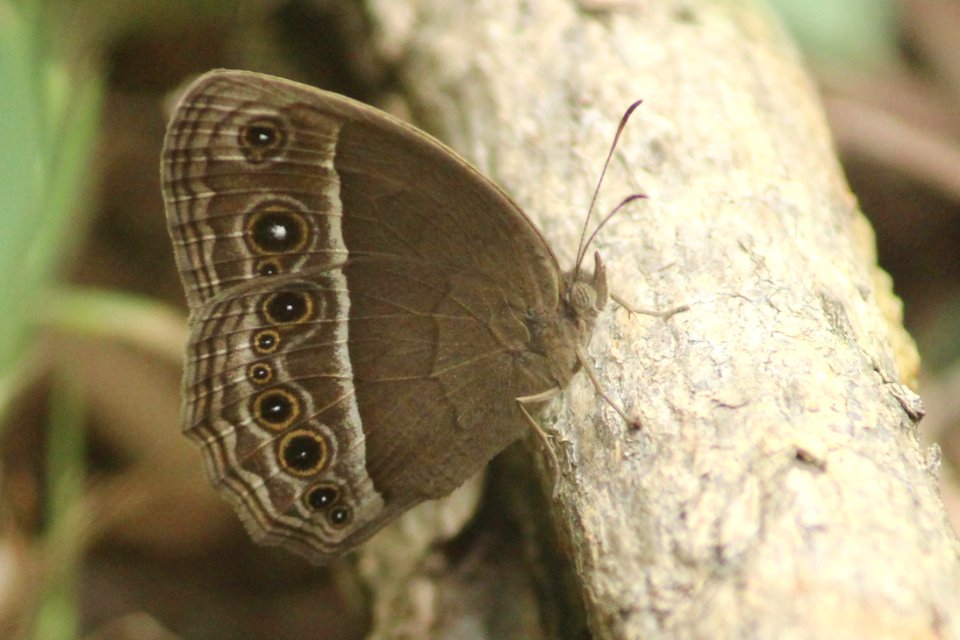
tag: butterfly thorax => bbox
[520,252,608,394]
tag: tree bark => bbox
[352,0,958,638]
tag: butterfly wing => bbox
[161,70,578,561]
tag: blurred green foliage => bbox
[0,0,103,414]
[0,1,102,636]
[768,0,899,69]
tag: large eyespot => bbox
[305,483,340,511]
[278,429,329,476]
[251,387,300,431]
[329,505,352,527]
[263,290,313,325]
[238,116,286,163]
[247,362,273,385]
[246,204,309,254]
[252,329,280,354]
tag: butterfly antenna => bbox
[574,99,644,278]
[579,193,648,263]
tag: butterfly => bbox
[160,69,650,562]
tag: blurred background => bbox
[0,0,957,638]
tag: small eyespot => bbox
[252,387,300,431]
[278,430,329,476]
[246,206,308,254]
[329,506,351,527]
[305,484,340,511]
[247,362,273,384]
[263,290,312,325]
[238,116,286,163]
[257,259,281,276]
[253,330,280,354]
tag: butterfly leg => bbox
[516,387,563,497]
[574,343,642,430]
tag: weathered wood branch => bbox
[352,1,959,638]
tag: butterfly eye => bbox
[263,290,313,325]
[278,430,329,476]
[238,116,286,163]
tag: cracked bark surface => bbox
[344,1,958,638]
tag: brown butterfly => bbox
[161,69,633,562]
